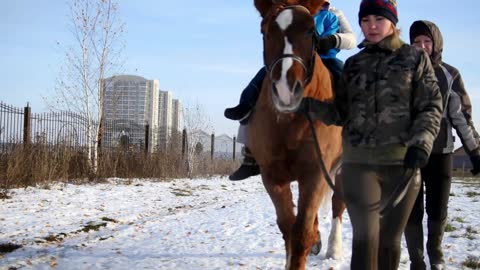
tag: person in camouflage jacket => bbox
[335,1,443,269]
[405,20,480,270]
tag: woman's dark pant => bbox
[405,154,452,269]
[341,163,421,270]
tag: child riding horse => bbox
[248,1,342,269]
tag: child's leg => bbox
[225,67,266,121]
[322,58,344,88]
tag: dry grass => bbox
[0,143,240,189]
[1,144,91,189]
[462,255,480,269]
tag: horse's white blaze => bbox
[274,10,295,106]
[326,217,343,259]
[276,9,293,31]
[275,37,294,105]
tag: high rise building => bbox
[102,75,159,152]
[171,99,183,134]
[169,99,183,151]
[158,90,172,150]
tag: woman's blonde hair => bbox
[389,24,403,50]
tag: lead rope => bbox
[304,111,416,216]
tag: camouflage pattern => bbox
[336,35,443,164]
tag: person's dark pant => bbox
[405,153,452,269]
[341,163,421,270]
[237,57,343,109]
[238,67,266,107]
[322,57,344,86]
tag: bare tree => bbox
[183,101,213,176]
[51,0,125,173]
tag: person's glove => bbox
[469,154,480,175]
[403,147,429,169]
[315,35,337,55]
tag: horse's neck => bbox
[304,54,335,102]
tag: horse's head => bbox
[255,0,324,113]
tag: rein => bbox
[304,111,417,216]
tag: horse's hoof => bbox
[310,240,322,255]
[325,247,342,260]
[310,231,322,256]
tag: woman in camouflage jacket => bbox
[336,1,443,269]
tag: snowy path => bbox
[1,176,479,269]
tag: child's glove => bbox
[315,35,337,55]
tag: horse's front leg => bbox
[310,215,322,255]
[326,170,345,259]
[262,177,295,259]
[289,174,326,270]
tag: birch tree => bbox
[52,0,125,173]
[183,102,213,176]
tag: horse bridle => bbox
[262,5,316,87]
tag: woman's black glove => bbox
[297,97,340,126]
[403,147,429,169]
[315,35,337,55]
[469,154,480,175]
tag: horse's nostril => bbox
[293,80,303,94]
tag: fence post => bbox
[233,136,236,160]
[98,118,102,149]
[144,124,150,154]
[182,128,187,159]
[210,133,215,160]
[23,104,31,145]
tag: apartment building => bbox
[102,75,159,152]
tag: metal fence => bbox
[30,110,90,148]
[0,101,240,159]
[0,102,24,151]
[0,101,91,151]
[101,119,148,151]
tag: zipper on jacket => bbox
[372,53,383,146]
[374,53,383,115]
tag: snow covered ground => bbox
[1,176,479,269]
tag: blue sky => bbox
[1,0,480,140]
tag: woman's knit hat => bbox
[358,0,398,25]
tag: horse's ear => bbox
[298,0,325,15]
[254,0,274,18]
[255,0,325,18]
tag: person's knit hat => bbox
[358,0,398,25]
[409,20,433,44]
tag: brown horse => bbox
[248,0,344,268]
